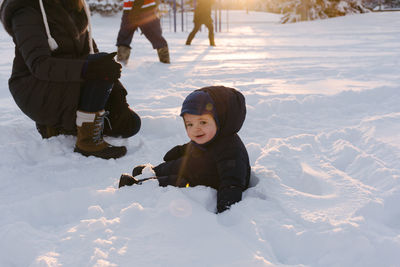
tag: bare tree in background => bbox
[269,0,370,23]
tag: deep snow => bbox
[0,10,400,267]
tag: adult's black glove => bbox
[83,52,122,81]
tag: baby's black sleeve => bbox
[215,148,248,213]
[163,143,188,161]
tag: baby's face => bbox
[183,113,217,144]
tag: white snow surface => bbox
[1,10,400,267]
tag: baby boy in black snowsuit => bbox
[119,86,250,213]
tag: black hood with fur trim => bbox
[196,86,246,139]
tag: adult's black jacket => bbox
[153,86,251,213]
[1,0,96,130]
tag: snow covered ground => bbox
[1,10,400,267]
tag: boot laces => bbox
[93,111,112,144]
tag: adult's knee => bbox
[121,109,141,137]
[103,81,141,138]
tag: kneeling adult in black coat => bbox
[0,0,141,159]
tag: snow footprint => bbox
[295,162,335,196]
[255,140,336,198]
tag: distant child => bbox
[119,86,250,213]
[116,0,170,64]
[185,0,215,46]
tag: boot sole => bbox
[74,146,127,159]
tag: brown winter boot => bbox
[157,46,170,64]
[117,45,131,66]
[186,31,195,45]
[74,110,127,159]
[209,35,215,46]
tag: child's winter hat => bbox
[196,86,246,138]
[180,90,218,120]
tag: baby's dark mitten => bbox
[132,165,147,177]
[217,186,243,213]
[119,173,139,188]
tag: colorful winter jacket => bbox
[123,0,156,11]
[153,86,251,213]
[123,0,158,24]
